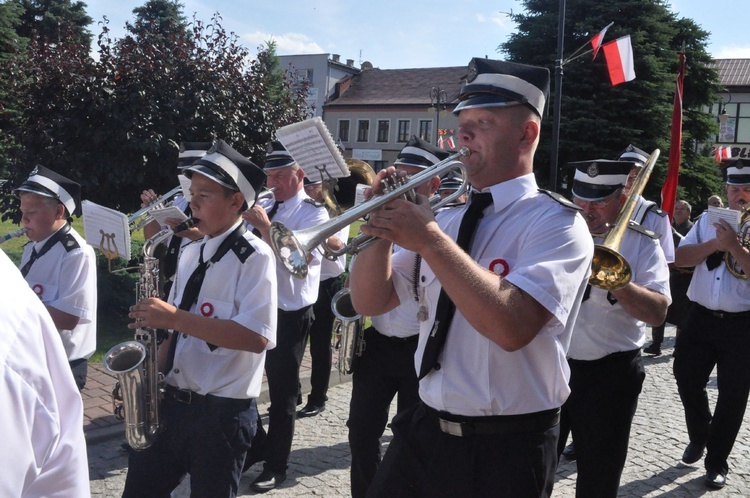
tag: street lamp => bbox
[429,87,448,143]
[719,89,732,124]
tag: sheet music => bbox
[178,174,191,202]
[148,205,188,226]
[275,117,350,183]
[81,200,131,260]
[707,206,741,232]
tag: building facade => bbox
[710,59,750,159]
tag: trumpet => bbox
[589,149,660,290]
[269,148,470,279]
[257,187,277,211]
[1,227,28,244]
[129,186,183,231]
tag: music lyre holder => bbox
[99,229,119,273]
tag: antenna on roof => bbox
[359,49,363,65]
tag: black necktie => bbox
[20,224,71,277]
[252,201,281,238]
[418,192,493,379]
[706,251,725,271]
[164,223,248,373]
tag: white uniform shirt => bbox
[391,174,594,416]
[0,250,90,498]
[20,225,97,361]
[319,225,349,280]
[682,213,750,312]
[260,189,329,311]
[167,220,277,399]
[568,229,671,361]
[633,196,675,263]
[371,247,422,339]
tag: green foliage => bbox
[501,0,723,210]
[15,0,92,48]
[0,5,310,219]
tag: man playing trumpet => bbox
[559,159,670,497]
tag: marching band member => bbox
[242,141,329,491]
[297,177,349,418]
[347,136,446,498]
[559,160,670,497]
[14,165,97,391]
[122,140,277,497]
[0,249,90,498]
[349,58,593,497]
[673,159,750,489]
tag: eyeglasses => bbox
[573,194,619,210]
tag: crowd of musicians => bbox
[3,56,750,498]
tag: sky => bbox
[84,0,750,69]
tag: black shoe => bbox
[562,443,576,460]
[705,470,726,489]
[298,403,325,418]
[681,442,705,464]
[251,469,287,492]
[643,343,662,356]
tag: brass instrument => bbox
[269,148,470,279]
[0,227,28,244]
[129,186,183,231]
[724,203,750,279]
[589,149,660,290]
[331,287,365,374]
[322,158,377,216]
[103,217,196,450]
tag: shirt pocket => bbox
[29,281,57,302]
[195,298,234,354]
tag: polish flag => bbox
[602,35,636,86]
[590,22,614,61]
[437,136,445,150]
[445,136,455,149]
[715,145,732,163]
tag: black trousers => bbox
[347,327,420,498]
[367,402,559,498]
[558,349,644,498]
[673,303,750,475]
[123,395,256,498]
[256,306,313,472]
[307,276,342,406]
[69,358,87,391]
[651,270,693,345]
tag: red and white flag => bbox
[445,136,455,149]
[661,49,686,221]
[590,22,614,61]
[437,136,445,150]
[715,145,732,163]
[602,35,636,86]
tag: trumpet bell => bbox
[269,222,310,279]
[590,246,632,290]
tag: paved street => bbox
[88,326,750,496]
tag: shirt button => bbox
[183,333,188,339]
[421,275,426,282]
[174,368,180,374]
[434,362,441,371]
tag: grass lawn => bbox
[2,217,370,361]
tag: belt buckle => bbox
[439,419,466,437]
[713,311,725,319]
[175,388,192,404]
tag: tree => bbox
[502,0,723,210]
[0,6,310,218]
[15,0,92,48]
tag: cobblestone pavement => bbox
[89,326,750,496]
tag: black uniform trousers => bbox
[651,269,693,346]
[347,326,420,498]
[255,306,314,472]
[673,302,750,476]
[307,276,343,406]
[367,401,560,498]
[558,349,645,498]
[122,393,256,498]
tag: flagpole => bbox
[550,0,565,192]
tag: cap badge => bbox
[587,163,599,177]
[30,165,39,176]
[466,60,478,83]
[207,142,220,154]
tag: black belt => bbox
[427,405,560,437]
[568,348,640,367]
[694,303,750,320]
[164,385,252,410]
[368,326,418,344]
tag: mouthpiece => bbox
[174,218,198,233]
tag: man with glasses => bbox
[559,159,670,497]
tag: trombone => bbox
[589,149,660,290]
[128,186,183,231]
[269,148,470,279]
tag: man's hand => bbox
[128,297,178,331]
[242,205,271,234]
[713,219,743,253]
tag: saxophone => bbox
[103,218,196,450]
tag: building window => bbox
[397,120,411,142]
[377,120,390,143]
[338,120,350,142]
[419,120,433,143]
[295,69,312,84]
[374,160,388,172]
[357,120,370,142]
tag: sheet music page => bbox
[276,117,350,182]
[707,206,741,232]
[81,200,131,260]
[148,205,188,226]
[178,174,191,202]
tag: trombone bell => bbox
[590,245,632,290]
